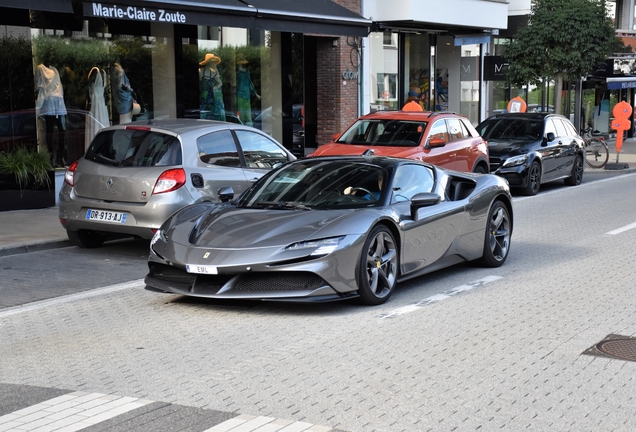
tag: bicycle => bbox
[581,127,609,168]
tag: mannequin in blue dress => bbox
[199,53,225,121]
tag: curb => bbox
[0,239,72,258]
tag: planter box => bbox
[0,171,56,212]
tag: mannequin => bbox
[86,67,110,148]
[199,53,225,121]
[236,53,260,126]
[35,64,67,167]
[112,63,134,124]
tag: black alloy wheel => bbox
[480,200,511,267]
[521,161,541,196]
[357,225,398,305]
[564,155,584,186]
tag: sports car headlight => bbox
[285,236,345,256]
[502,154,528,167]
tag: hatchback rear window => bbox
[85,129,182,167]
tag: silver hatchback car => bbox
[59,119,295,248]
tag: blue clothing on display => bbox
[35,64,67,117]
[237,67,259,126]
[199,65,225,121]
[112,63,134,115]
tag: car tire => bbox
[357,225,398,305]
[479,200,511,268]
[67,229,107,248]
[473,164,487,174]
[521,160,541,196]
[564,154,584,186]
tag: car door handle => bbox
[249,177,259,183]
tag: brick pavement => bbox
[2,147,636,431]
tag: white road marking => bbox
[378,275,503,320]
[0,279,144,319]
[0,392,333,432]
[0,392,153,431]
[606,221,636,235]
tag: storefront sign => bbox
[484,56,508,81]
[342,69,358,80]
[454,35,491,46]
[607,80,636,90]
[85,3,188,23]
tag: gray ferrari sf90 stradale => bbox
[145,156,513,305]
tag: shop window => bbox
[460,43,480,124]
[404,33,431,111]
[383,32,396,47]
[15,19,178,166]
[369,31,398,111]
[377,73,397,102]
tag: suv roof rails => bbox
[428,111,458,117]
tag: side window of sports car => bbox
[235,130,289,169]
[196,130,241,167]
[391,164,435,203]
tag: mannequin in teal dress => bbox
[199,53,225,121]
[236,53,260,126]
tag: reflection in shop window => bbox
[15,21,177,166]
[192,27,268,130]
[369,31,398,112]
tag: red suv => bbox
[309,111,489,173]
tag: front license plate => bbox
[85,209,128,224]
[186,264,218,275]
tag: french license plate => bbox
[186,264,218,275]
[85,209,128,224]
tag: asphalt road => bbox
[2,171,636,431]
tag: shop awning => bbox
[0,0,73,13]
[246,0,371,37]
[84,0,370,37]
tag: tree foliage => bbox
[505,0,617,88]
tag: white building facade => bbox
[361,0,528,124]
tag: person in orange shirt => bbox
[403,90,423,111]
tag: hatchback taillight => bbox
[64,161,78,187]
[153,168,186,194]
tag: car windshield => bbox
[336,119,426,147]
[85,129,182,167]
[237,160,389,210]
[478,118,543,140]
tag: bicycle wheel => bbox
[585,139,609,168]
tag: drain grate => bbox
[582,334,636,362]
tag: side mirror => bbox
[331,132,341,142]
[410,192,441,220]
[427,137,447,148]
[543,132,555,145]
[217,186,234,202]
